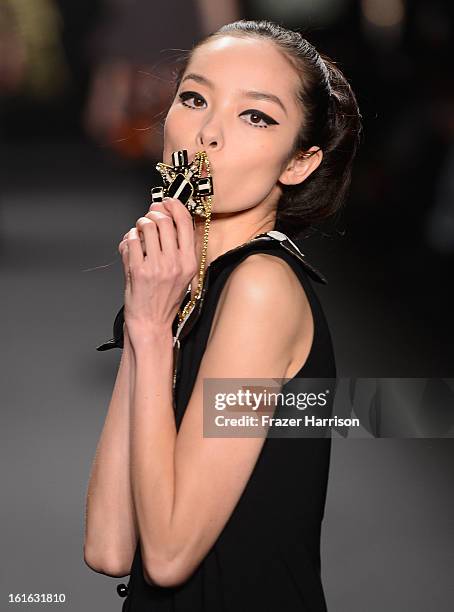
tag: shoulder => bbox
[207,252,311,348]
[221,252,310,312]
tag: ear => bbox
[278,146,323,186]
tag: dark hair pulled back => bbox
[172,19,363,239]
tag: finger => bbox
[120,201,170,240]
[121,203,172,256]
[125,229,147,255]
[136,217,162,260]
[144,211,172,223]
[122,209,167,244]
[162,197,195,254]
[119,240,130,283]
[127,228,144,268]
[142,211,178,257]
[119,238,137,264]
[122,231,146,258]
[148,201,172,215]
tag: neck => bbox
[189,204,277,298]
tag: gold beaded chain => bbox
[177,151,213,325]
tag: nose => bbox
[197,116,223,152]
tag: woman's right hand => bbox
[118,201,173,256]
[118,200,176,342]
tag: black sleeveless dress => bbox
[96,230,336,612]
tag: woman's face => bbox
[163,36,305,215]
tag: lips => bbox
[187,151,213,176]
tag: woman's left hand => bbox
[119,197,198,347]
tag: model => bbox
[84,19,362,612]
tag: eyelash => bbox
[178,91,279,129]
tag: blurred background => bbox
[1,1,453,611]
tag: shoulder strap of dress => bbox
[208,230,327,285]
[260,230,328,284]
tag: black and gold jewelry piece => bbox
[151,150,214,325]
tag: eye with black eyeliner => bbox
[178,91,279,129]
[179,91,206,109]
[239,110,279,128]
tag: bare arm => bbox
[128,254,307,588]
[84,324,138,577]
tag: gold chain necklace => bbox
[177,153,213,324]
[152,150,214,326]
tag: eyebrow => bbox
[181,72,288,117]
